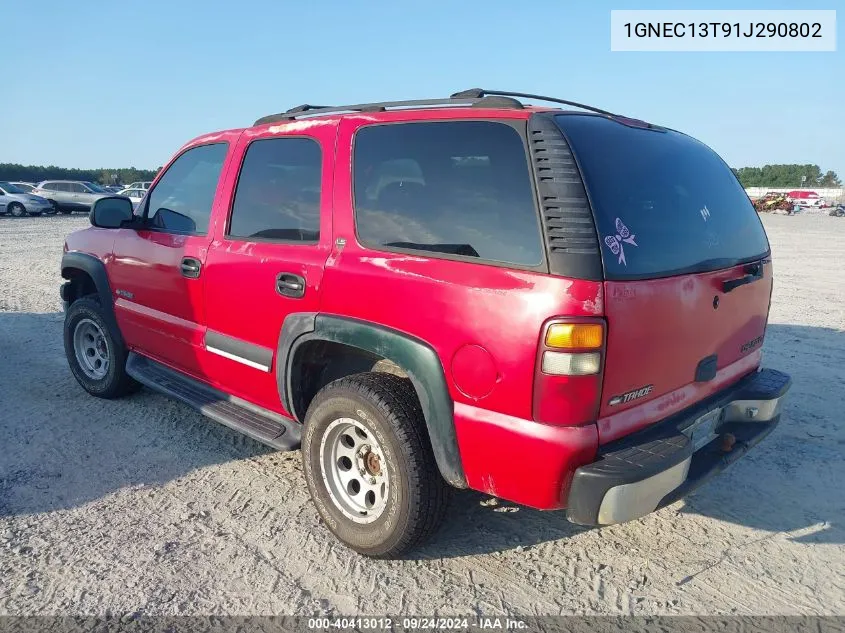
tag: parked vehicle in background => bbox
[102,185,124,194]
[59,89,791,558]
[752,192,792,213]
[126,181,153,191]
[117,187,146,210]
[0,181,53,217]
[32,180,111,214]
[787,190,824,207]
[9,182,37,193]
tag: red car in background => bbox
[787,190,824,207]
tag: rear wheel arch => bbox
[279,314,466,488]
[61,252,124,348]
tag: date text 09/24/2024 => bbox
[307,618,527,630]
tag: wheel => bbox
[302,372,450,558]
[43,203,57,216]
[60,208,73,215]
[8,202,26,218]
[63,297,139,399]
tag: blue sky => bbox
[1,0,841,176]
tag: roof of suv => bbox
[182,89,657,149]
[252,89,624,126]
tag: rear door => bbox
[52,183,74,207]
[555,115,772,442]
[200,121,336,414]
[67,182,90,210]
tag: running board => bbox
[126,352,300,451]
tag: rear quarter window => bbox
[556,115,770,280]
[353,120,544,268]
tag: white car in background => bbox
[117,187,147,210]
[9,182,37,193]
[126,181,153,191]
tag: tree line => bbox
[733,164,841,188]
[0,163,160,186]
[2,161,841,190]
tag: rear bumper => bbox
[565,367,791,526]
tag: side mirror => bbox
[90,196,135,229]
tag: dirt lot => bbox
[0,213,843,616]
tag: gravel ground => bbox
[0,213,843,616]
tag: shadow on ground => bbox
[0,312,272,521]
[1,312,843,556]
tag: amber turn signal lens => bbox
[545,323,603,349]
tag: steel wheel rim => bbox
[73,318,110,380]
[319,417,390,524]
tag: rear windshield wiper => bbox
[722,262,764,293]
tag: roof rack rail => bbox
[451,89,617,117]
[253,94,523,126]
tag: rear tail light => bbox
[533,318,606,426]
[545,323,603,350]
[541,351,601,376]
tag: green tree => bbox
[0,163,158,186]
[734,164,840,188]
[819,171,842,187]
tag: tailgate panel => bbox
[598,262,771,443]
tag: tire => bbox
[63,297,139,399]
[60,208,73,215]
[302,372,450,558]
[8,202,26,218]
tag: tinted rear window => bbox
[556,115,769,280]
[228,137,321,242]
[354,121,544,268]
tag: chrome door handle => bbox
[180,257,202,279]
[276,272,305,298]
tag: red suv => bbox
[60,89,791,558]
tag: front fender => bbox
[61,252,124,348]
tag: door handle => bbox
[180,257,202,279]
[276,272,306,298]
[722,262,763,293]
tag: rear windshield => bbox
[556,115,769,280]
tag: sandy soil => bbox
[0,213,843,616]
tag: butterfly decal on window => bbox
[603,218,638,266]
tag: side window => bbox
[228,137,322,242]
[55,183,71,192]
[144,143,228,234]
[70,183,85,193]
[353,121,544,267]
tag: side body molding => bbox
[278,313,467,488]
